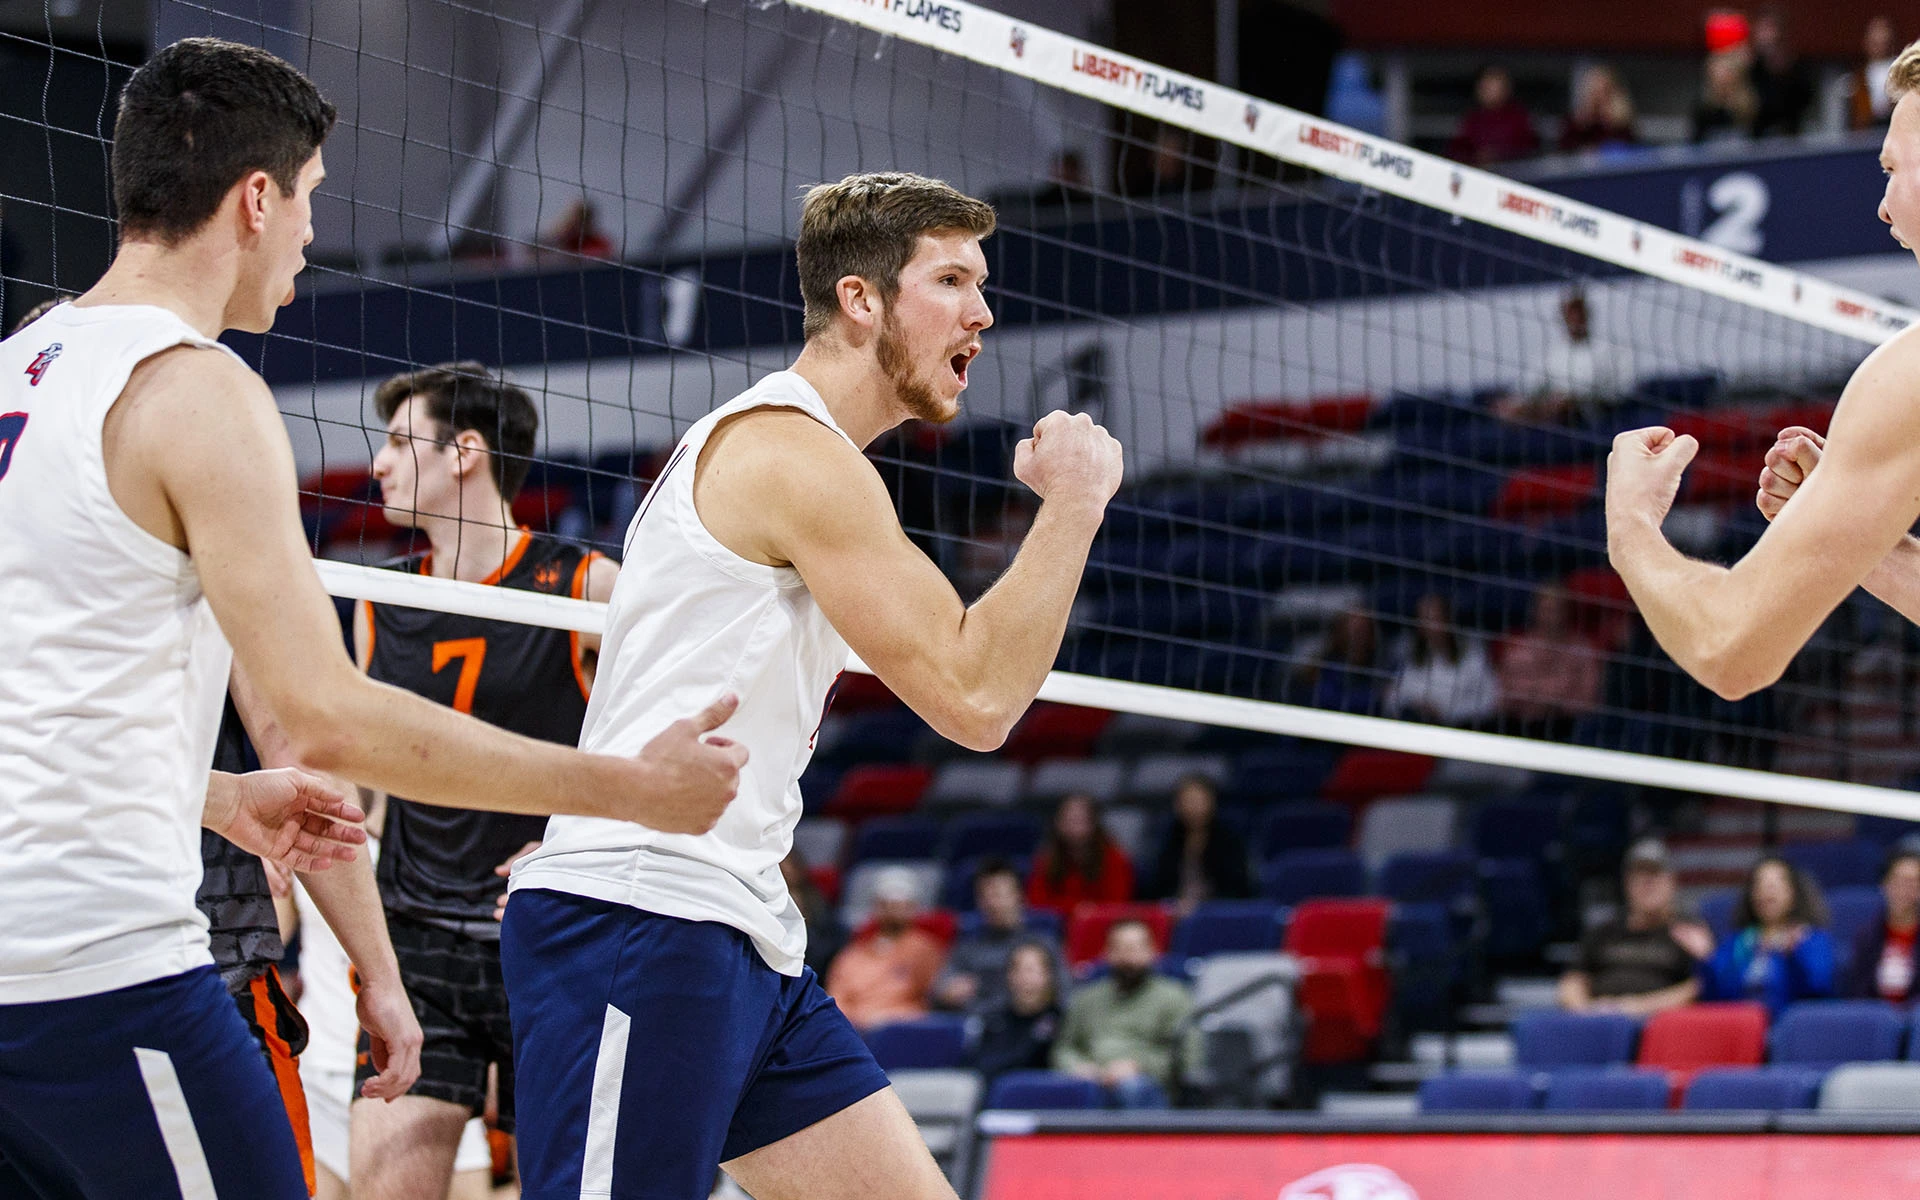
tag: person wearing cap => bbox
[1557,839,1714,1017]
[825,866,949,1029]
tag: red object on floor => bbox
[1063,902,1172,968]
[825,764,933,821]
[1637,1001,1769,1104]
[998,704,1113,764]
[1284,898,1391,1064]
[1320,749,1435,804]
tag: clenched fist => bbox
[1606,426,1699,547]
[1755,425,1824,521]
[1013,410,1123,514]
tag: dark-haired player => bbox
[0,37,740,1198]
[348,363,617,1199]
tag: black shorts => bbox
[356,915,516,1131]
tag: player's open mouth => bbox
[949,346,978,388]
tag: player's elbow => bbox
[936,694,1019,753]
[265,671,364,774]
[1694,638,1783,702]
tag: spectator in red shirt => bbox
[1448,65,1539,167]
[1028,793,1134,912]
[1845,849,1920,1001]
[1496,587,1605,740]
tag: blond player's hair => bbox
[795,172,996,341]
[1888,39,1920,101]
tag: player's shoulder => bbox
[122,340,270,412]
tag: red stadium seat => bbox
[1681,453,1755,502]
[1637,1001,1769,1104]
[809,864,842,905]
[1320,749,1435,804]
[1490,464,1596,519]
[827,672,903,715]
[1284,898,1391,1064]
[998,704,1113,765]
[824,764,932,821]
[851,909,958,948]
[1201,394,1374,448]
[510,485,577,531]
[1064,902,1172,968]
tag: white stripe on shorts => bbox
[134,1046,218,1200]
[582,1003,633,1196]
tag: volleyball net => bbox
[6,0,1920,817]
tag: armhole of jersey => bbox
[568,551,603,701]
[356,599,375,672]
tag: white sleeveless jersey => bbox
[511,371,854,975]
[0,303,240,1002]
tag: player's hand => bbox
[1756,425,1825,521]
[492,840,541,921]
[356,972,424,1102]
[631,693,748,835]
[1605,426,1699,538]
[1013,410,1123,515]
[214,769,367,873]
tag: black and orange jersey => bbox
[200,695,284,995]
[364,530,603,931]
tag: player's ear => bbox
[235,170,274,235]
[451,429,489,481]
[835,274,877,335]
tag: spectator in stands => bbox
[1053,919,1192,1108]
[539,197,614,259]
[1028,793,1135,912]
[1291,605,1386,715]
[1448,64,1539,167]
[1559,65,1638,154]
[1693,46,1759,144]
[780,847,845,976]
[1844,849,1920,1001]
[824,866,947,1029]
[968,940,1066,1084]
[1701,856,1837,1016]
[1141,774,1254,917]
[1386,593,1501,728]
[1846,16,1900,131]
[1498,289,1628,422]
[1497,587,1604,740]
[1558,838,1712,1016]
[934,858,1064,1011]
[1748,8,1814,137]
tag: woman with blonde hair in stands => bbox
[1560,64,1637,153]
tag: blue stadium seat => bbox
[1228,749,1339,806]
[865,1016,969,1071]
[1260,849,1367,906]
[1695,887,1739,941]
[1781,840,1886,892]
[956,908,1062,942]
[1417,1073,1537,1113]
[1471,803,1562,861]
[1480,857,1551,959]
[1389,901,1459,1031]
[942,812,1042,863]
[1542,1069,1670,1111]
[1168,900,1286,960]
[1771,1000,1907,1069]
[1257,803,1352,857]
[1377,851,1478,909]
[849,817,943,865]
[984,1070,1105,1110]
[1511,1011,1640,1068]
[1828,886,1886,980]
[814,710,930,768]
[1683,1067,1824,1111]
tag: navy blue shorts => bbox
[0,965,306,1199]
[500,889,890,1200]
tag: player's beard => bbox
[875,308,957,424]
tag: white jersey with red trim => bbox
[0,303,241,1002]
[510,371,854,975]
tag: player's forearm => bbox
[201,771,243,835]
[1609,516,1779,700]
[296,849,402,989]
[948,497,1105,746]
[1861,536,1920,626]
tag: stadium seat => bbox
[941,812,1042,863]
[1682,1067,1823,1111]
[1125,753,1231,802]
[1184,952,1298,1105]
[1064,902,1172,969]
[1356,798,1458,868]
[1101,806,1153,864]
[865,1016,969,1071]
[1542,1069,1670,1112]
[1321,750,1435,804]
[1169,900,1287,961]
[1480,858,1552,959]
[848,816,943,865]
[815,710,931,768]
[1470,802,1561,860]
[1491,465,1596,520]
[826,672,899,714]
[998,704,1112,765]
[940,856,1031,911]
[824,764,933,822]
[1636,1002,1768,1090]
[957,908,1062,942]
[838,860,943,926]
[1780,839,1886,892]
[1256,803,1352,856]
[1284,899,1390,1064]
[1388,901,1459,1032]
[1819,1062,1920,1110]
[924,760,1026,811]
[1024,758,1125,807]
[1695,887,1740,941]
[1828,886,1887,955]
[887,1069,981,1172]
[1227,745,1340,805]
[1771,1000,1907,1069]
[1260,849,1367,906]
[790,816,848,868]
[1511,1011,1639,1069]
[1095,712,1204,756]
[983,1070,1105,1111]
[1376,851,1478,909]
[1417,1073,1537,1113]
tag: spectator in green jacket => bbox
[1052,919,1191,1108]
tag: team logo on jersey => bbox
[1278,1163,1420,1200]
[534,560,563,591]
[24,343,61,387]
[1009,25,1027,57]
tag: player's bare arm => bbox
[1756,424,1920,626]
[695,405,1121,751]
[1607,324,1920,699]
[105,344,745,832]
[202,766,366,874]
